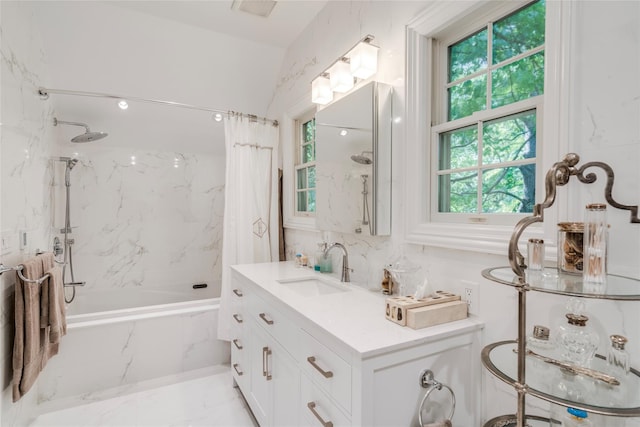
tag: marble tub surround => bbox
[36,294,228,404]
[50,145,226,294]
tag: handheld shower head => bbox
[351,151,373,165]
[54,118,108,143]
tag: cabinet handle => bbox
[259,312,274,325]
[232,363,243,376]
[262,346,273,381]
[307,402,333,427]
[307,356,334,378]
[233,339,243,350]
[232,289,243,297]
[233,314,243,324]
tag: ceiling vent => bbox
[231,0,277,18]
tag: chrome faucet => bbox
[324,242,351,282]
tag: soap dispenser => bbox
[314,242,332,273]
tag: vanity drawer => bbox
[245,290,299,355]
[301,374,351,427]
[299,329,352,414]
[231,332,247,390]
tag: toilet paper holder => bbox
[418,369,455,426]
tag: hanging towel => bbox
[39,253,66,344]
[12,256,45,402]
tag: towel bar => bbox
[0,263,51,285]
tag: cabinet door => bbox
[248,321,271,427]
[271,343,300,427]
[247,319,300,427]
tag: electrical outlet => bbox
[462,280,479,315]
[1,230,14,255]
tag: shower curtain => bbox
[217,114,279,342]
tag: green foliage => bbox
[440,0,544,214]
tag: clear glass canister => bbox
[557,222,584,274]
[527,239,545,271]
[583,203,607,284]
[557,313,599,367]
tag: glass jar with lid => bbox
[557,222,584,274]
[556,313,599,367]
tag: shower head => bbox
[71,131,108,143]
[67,158,79,170]
[351,151,373,165]
[54,118,108,143]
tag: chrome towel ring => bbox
[418,369,455,427]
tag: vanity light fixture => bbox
[311,73,333,105]
[329,60,354,93]
[311,35,379,105]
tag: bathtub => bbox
[36,286,230,404]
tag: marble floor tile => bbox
[30,369,258,427]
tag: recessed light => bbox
[117,100,129,110]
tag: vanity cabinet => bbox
[230,263,484,427]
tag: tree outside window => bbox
[436,0,545,216]
[295,114,316,215]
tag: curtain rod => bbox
[37,87,278,127]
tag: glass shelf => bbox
[484,414,553,427]
[482,340,640,417]
[482,267,640,301]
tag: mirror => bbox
[316,81,392,236]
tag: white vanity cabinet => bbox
[231,263,484,427]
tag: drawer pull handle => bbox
[233,339,243,350]
[232,289,243,297]
[307,356,333,378]
[233,314,243,324]
[307,402,333,427]
[232,363,243,376]
[262,347,273,381]
[259,312,274,325]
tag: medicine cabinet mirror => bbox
[316,81,392,236]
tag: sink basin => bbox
[276,277,349,298]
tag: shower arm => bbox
[54,118,91,133]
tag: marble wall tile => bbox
[275,1,640,422]
[51,146,225,293]
[1,2,56,425]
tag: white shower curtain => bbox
[217,114,279,342]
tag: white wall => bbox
[1,2,55,424]
[270,1,640,425]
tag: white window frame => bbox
[282,97,317,230]
[294,110,317,217]
[404,0,572,254]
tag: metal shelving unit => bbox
[480,153,640,427]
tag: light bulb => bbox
[117,99,129,110]
[349,41,378,79]
[311,75,333,105]
[329,60,354,93]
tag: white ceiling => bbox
[109,0,328,49]
[32,0,327,155]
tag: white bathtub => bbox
[37,286,230,404]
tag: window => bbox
[295,111,316,216]
[432,0,545,223]
[404,0,568,252]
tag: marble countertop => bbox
[231,261,484,359]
